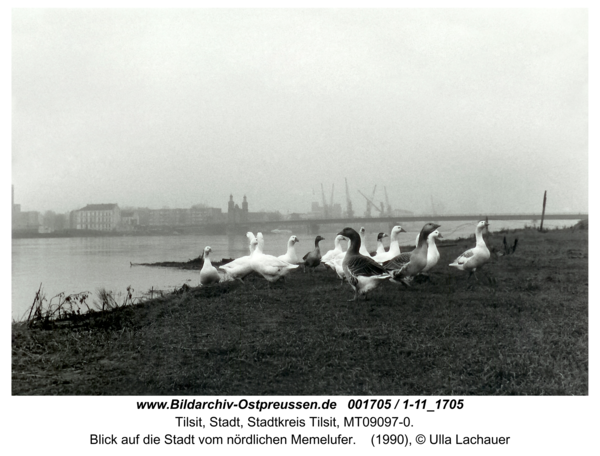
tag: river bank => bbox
[12,225,588,395]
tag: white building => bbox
[73,204,121,231]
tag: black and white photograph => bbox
[7,3,595,453]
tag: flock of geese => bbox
[200,221,491,301]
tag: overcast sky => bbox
[11,8,588,216]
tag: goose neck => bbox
[475,229,486,247]
[347,236,361,254]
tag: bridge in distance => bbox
[237,213,587,234]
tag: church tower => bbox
[228,194,235,224]
[242,195,248,222]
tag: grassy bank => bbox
[12,225,588,395]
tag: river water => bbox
[11,219,577,320]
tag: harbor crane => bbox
[321,183,329,218]
[370,185,377,217]
[358,188,383,217]
[360,185,378,217]
[384,186,392,216]
[329,184,334,216]
[345,178,354,218]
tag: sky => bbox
[11,7,588,216]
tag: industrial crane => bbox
[357,188,383,217]
[359,185,378,217]
[345,178,354,218]
[321,183,329,218]
[384,186,392,216]
[370,185,377,217]
[329,184,334,217]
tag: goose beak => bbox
[439,233,444,239]
[400,228,407,233]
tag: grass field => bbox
[12,225,588,395]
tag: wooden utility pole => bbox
[540,190,547,231]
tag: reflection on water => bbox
[11,219,576,320]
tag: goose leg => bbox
[483,270,495,286]
[466,270,477,289]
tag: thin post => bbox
[540,191,547,231]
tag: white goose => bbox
[277,235,301,265]
[449,221,491,279]
[246,231,257,255]
[324,242,346,271]
[250,232,299,282]
[421,229,443,273]
[321,234,346,264]
[327,251,347,287]
[372,232,389,256]
[358,227,370,257]
[199,246,222,285]
[372,225,407,264]
[219,232,257,282]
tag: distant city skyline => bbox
[12,9,588,216]
[11,183,586,219]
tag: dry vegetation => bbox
[12,225,588,395]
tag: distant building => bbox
[228,195,249,224]
[73,204,121,231]
[12,188,22,230]
[11,185,42,232]
[135,208,150,226]
[309,201,324,219]
[147,208,188,227]
[16,211,43,232]
[330,202,343,218]
[40,211,65,233]
[190,205,223,225]
[225,195,282,224]
[120,210,140,230]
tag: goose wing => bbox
[255,255,297,275]
[452,248,475,266]
[200,266,222,285]
[346,254,389,277]
[372,250,391,264]
[219,255,250,270]
[321,248,338,262]
[383,252,412,271]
